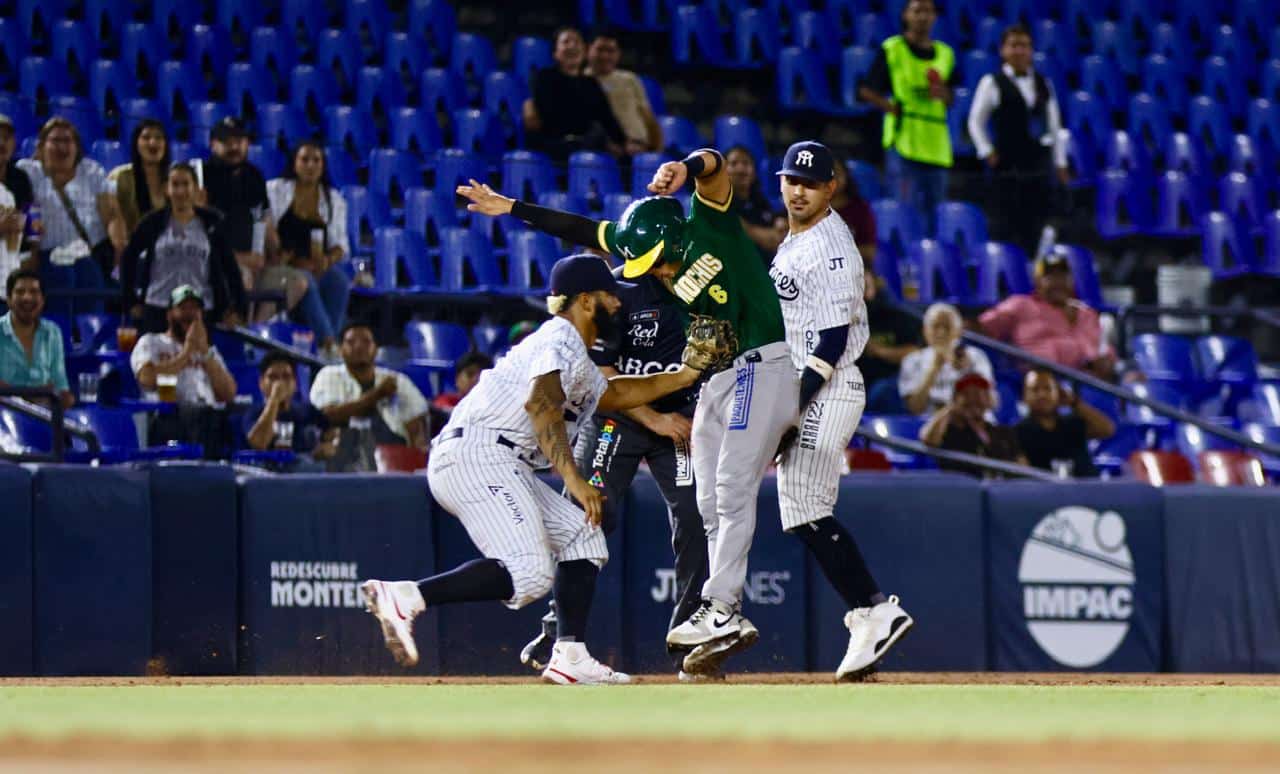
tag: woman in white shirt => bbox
[265,141,351,354]
[898,302,995,415]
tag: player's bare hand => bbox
[567,476,606,526]
[774,426,799,465]
[648,161,687,195]
[650,412,692,444]
[374,375,399,400]
[455,179,515,216]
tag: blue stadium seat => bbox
[906,239,970,304]
[81,0,120,52]
[420,68,467,119]
[1247,385,1280,424]
[1033,18,1076,67]
[948,87,975,158]
[89,60,137,128]
[49,96,103,144]
[1219,172,1264,227]
[602,192,632,222]
[862,415,931,469]
[185,24,232,85]
[1261,210,1280,277]
[1124,379,1187,432]
[434,148,490,197]
[356,67,407,121]
[871,246,902,301]
[315,29,361,95]
[537,191,590,218]
[390,107,443,157]
[1152,171,1206,238]
[0,19,27,87]
[291,65,338,120]
[777,47,836,113]
[404,187,458,247]
[1140,55,1190,113]
[216,0,263,40]
[0,96,35,139]
[1201,56,1248,121]
[935,201,988,250]
[505,230,557,294]
[119,99,168,146]
[250,27,299,80]
[1053,244,1104,307]
[406,321,471,364]
[1148,22,1192,72]
[1188,96,1235,164]
[50,20,98,84]
[963,50,994,93]
[972,241,1032,304]
[450,32,498,103]
[184,101,228,149]
[1236,0,1279,52]
[845,159,880,200]
[512,36,552,89]
[735,8,780,67]
[1096,169,1150,238]
[409,0,458,66]
[156,61,208,117]
[66,405,200,462]
[673,4,730,67]
[1262,59,1280,105]
[1120,2,1164,49]
[794,10,842,65]
[89,140,128,172]
[1064,91,1112,166]
[384,31,427,90]
[280,0,325,56]
[1174,421,1241,466]
[325,105,377,160]
[631,151,668,197]
[1128,93,1173,156]
[226,63,277,120]
[15,0,67,45]
[1248,99,1280,158]
[19,57,68,105]
[452,108,504,159]
[1229,134,1272,179]
[374,228,437,292]
[169,141,205,164]
[1196,335,1259,391]
[346,0,390,51]
[248,145,285,178]
[1091,422,1153,477]
[1163,131,1209,182]
[657,115,706,157]
[1201,211,1255,279]
[973,16,1003,53]
[1079,55,1125,111]
[871,199,925,255]
[839,45,876,115]
[471,322,510,357]
[483,71,527,149]
[341,185,392,253]
[853,13,894,49]
[1091,20,1138,76]
[119,22,167,84]
[642,75,666,114]
[151,0,201,40]
[369,148,423,206]
[714,115,765,165]
[441,227,503,293]
[255,103,306,153]
[1210,24,1255,72]
[501,150,557,202]
[1104,130,1154,180]
[568,151,623,202]
[1059,128,1097,188]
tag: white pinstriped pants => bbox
[778,367,867,531]
[426,431,608,610]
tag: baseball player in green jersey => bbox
[458,148,798,674]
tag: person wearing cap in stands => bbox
[201,117,270,295]
[978,250,1118,380]
[919,370,1025,478]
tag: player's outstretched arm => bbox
[647,148,731,208]
[525,371,604,525]
[598,366,701,413]
[456,179,602,248]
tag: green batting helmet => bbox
[614,196,686,278]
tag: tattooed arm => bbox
[525,371,605,526]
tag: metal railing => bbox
[1114,304,1280,359]
[0,386,99,463]
[852,426,1060,481]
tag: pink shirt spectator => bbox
[978,294,1111,370]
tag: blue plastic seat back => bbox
[291,64,338,119]
[673,4,729,66]
[251,26,299,79]
[390,107,443,157]
[441,227,502,291]
[374,228,436,291]
[471,323,510,357]
[657,115,706,157]
[408,0,458,65]
[1141,55,1190,113]
[502,151,558,202]
[67,406,140,451]
[777,47,834,112]
[256,103,307,153]
[434,148,491,198]
[326,105,378,160]
[185,24,232,84]
[1188,96,1235,163]
[735,8,781,67]
[1095,169,1150,238]
[404,187,459,246]
[794,9,842,65]
[1163,131,1209,182]
[972,241,1032,305]
[568,151,623,202]
[420,68,466,119]
[370,148,424,205]
[483,71,527,149]
[870,199,925,255]
[1152,170,1206,237]
[631,151,669,197]
[1218,172,1263,226]
[1201,56,1248,120]
[226,63,278,119]
[839,45,876,114]
[1054,244,1103,307]
[315,28,362,94]
[19,57,68,104]
[341,184,392,252]
[449,32,498,103]
[1196,335,1259,387]
[506,229,559,292]
[935,201,988,251]
[452,108,504,159]
[907,239,970,304]
[356,66,407,121]
[1128,93,1173,156]
[713,115,766,166]
[406,321,471,362]
[512,36,552,89]
[1200,211,1255,280]
[846,159,881,200]
[1132,333,1197,383]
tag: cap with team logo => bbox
[210,116,252,142]
[550,254,635,298]
[169,284,205,308]
[776,140,835,183]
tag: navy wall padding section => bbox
[238,474,437,675]
[1164,487,1280,672]
[986,481,1164,672]
[434,473,624,675]
[0,464,33,675]
[148,464,238,675]
[621,471,687,674]
[808,473,987,672]
[32,466,151,676]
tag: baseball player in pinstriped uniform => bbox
[770,142,914,680]
[361,255,727,685]
[459,148,798,676]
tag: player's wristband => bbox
[680,153,706,178]
[804,355,834,381]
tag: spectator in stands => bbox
[200,117,269,295]
[726,145,785,263]
[524,27,627,161]
[0,180,23,291]
[310,322,429,471]
[266,141,351,358]
[966,24,1069,257]
[0,116,34,282]
[899,302,994,415]
[857,0,957,235]
[0,115,33,213]
[861,261,922,413]
[432,350,492,412]
[509,320,538,347]
[109,119,171,236]
[919,371,1024,477]
[18,117,126,316]
[0,269,72,409]
[831,160,877,264]
[585,28,663,155]
[1016,369,1114,478]
[120,163,246,333]
[979,251,1118,380]
[243,350,334,467]
[130,285,238,458]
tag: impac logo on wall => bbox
[1018,507,1134,668]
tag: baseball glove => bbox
[682,315,737,372]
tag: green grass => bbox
[4,685,1280,743]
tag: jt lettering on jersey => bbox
[673,253,725,304]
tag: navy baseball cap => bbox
[550,254,634,298]
[776,141,836,183]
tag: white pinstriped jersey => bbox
[444,316,608,467]
[770,210,869,377]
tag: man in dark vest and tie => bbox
[966,24,1070,257]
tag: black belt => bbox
[437,427,517,450]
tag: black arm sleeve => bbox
[511,200,604,249]
[799,325,851,409]
[861,50,891,98]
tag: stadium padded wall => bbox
[4,467,1280,675]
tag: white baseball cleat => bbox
[361,579,426,667]
[541,641,632,685]
[666,598,743,647]
[677,669,726,683]
[680,613,758,675]
[836,594,914,682]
